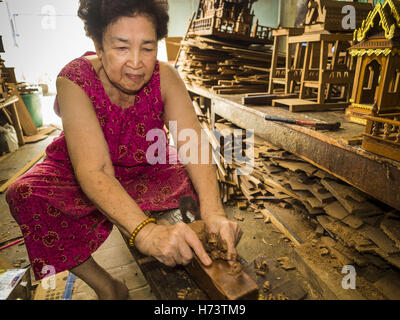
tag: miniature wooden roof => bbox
[354,0,400,42]
[304,0,373,33]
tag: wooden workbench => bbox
[186,85,400,211]
[122,206,311,300]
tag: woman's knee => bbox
[5,178,34,206]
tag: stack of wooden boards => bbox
[194,106,400,276]
[177,36,285,94]
[247,138,400,269]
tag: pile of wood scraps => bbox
[250,140,400,270]
[193,105,400,273]
[177,36,285,94]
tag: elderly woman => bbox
[6,0,242,300]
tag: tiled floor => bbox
[70,226,156,300]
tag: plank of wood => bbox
[309,183,335,204]
[359,225,400,255]
[0,150,45,193]
[320,178,366,203]
[380,214,400,250]
[340,136,363,146]
[261,208,303,246]
[185,221,259,300]
[23,125,59,144]
[287,178,311,191]
[341,214,364,229]
[306,197,324,209]
[321,179,381,214]
[302,201,325,215]
[272,98,348,112]
[317,215,376,253]
[8,83,38,136]
[273,160,318,177]
[261,176,299,199]
[323,201,350,221]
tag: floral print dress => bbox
[6,53,198,280]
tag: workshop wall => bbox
[0,0,93,92]
[0,0,289,90]
[168,0,284,37]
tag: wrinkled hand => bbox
[203,214,242,264]
[135,222,212,268]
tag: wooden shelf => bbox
[187,84,400,211]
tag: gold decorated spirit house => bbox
[347,0,400,125]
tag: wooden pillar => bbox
[284,36,291,94]
[318,40,329,104]
[268,34,279,94]
[299,42,313,99]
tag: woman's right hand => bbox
[135,222,212,268]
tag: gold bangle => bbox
[128,218,156,248]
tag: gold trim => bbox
[349,48,400,56]
[352,103,374,111]
[349,116,368,126]
[354,0,400,42]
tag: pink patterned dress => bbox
[6,53,198,280]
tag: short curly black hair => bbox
[78,0,169,47]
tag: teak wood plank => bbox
[380,214,400,250]
[321,179,381,215]
[121,213,259,300]
[320,179,366,203]
[272,98,348,112]
[323,201,350,221]
[185,221,259,300]
[359,225,400,255]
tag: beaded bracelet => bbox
[128,218,156,248]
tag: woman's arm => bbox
[160,62,242,258]
[56,77,211,267]
[57,77,146,237]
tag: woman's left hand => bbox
[202,213,242,263]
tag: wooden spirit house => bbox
[346,0,400,125]
[271,0,373,112]
[188,0,271,44]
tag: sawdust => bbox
[198,226,244,278]
[258,293,289,300]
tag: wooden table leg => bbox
[8,102,25,146]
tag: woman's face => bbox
[97,14,158,94]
